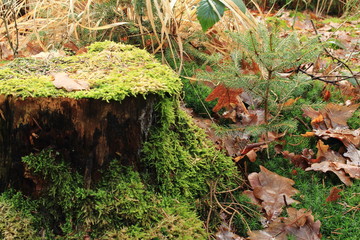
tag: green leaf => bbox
[197,0,225,32]
[231,0,247,13]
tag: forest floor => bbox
[183,10,360,239]
[1,6,359,239]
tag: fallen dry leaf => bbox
[234,142,267,162]
[246,166,299,220]
[248,208,321,240]
[205,84,244,112]
[248,219,287,240]
[26,41,44,55]
[305,141,359,186]
[284,208,321,240]
[283,97,301,107]
[302,103,360,185]
[343,144,360,165]
[0,42,13,60]
[314,129,360,148]
[325,187,342,202]
[303,103,359,130]
[51,72,90,92]
[216,223,245,240]
[240,59,261,75]
[282,149,314,170]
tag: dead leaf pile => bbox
[306,140,359,186]
[301,103,360,185]
[242,166,322,240]
[248,208,321,240]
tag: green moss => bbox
[348,107,360,129]
[141,98,238,199]
[0,193,40,240]
[1,148,209,239]
[0,41,182,102]
[322,17,344,24]
[0,95,242,238]
[102,202,207,239]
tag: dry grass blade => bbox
[1,0,259,72]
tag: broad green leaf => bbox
[197,0,225,32]
[231,0,247,13]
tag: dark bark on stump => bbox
[0,94,157,192]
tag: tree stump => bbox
[0,41,181,192]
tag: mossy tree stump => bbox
[0,41,181,192]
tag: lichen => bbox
[0,41,182,102]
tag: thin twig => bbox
[297,67,360,84]
[310,20,360,88]
[294,116,311,130]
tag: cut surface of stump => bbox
[0,41,181,191]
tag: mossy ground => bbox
[0,41,181,102]
[247,154,360,239]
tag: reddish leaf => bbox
[64,41,80,52]
[26,41,44,55]
[205,84,243,112]
[205,65,213,72]
[322,89,331,101]
[326,187,342,202]
[282,150,313,170]
[76,47,88,55]
[240,59,261,75]
[234,142,267,162]
[283,97,301,107]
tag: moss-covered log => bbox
[0,41,181,192]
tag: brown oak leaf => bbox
[246,166,299,220]
[284,208,321,240]
[303,103,359,130]
[314,129,360,148]
[248,219,287,240]
[282,149,315,170]
[205,84,244,112]
[248,208,321,240]
[305,141,359,185]
[234,142,267,162]
[325,187,342,202]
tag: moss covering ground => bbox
[0,41,181,102]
